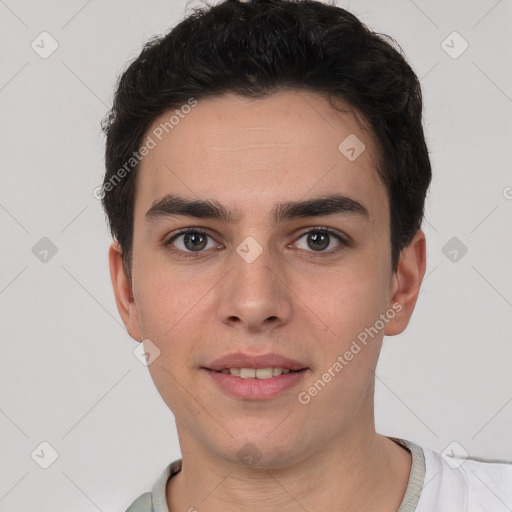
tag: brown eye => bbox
[166,229,219,255]
[294,228,346,255]
[181,232,208,251]
[306,231,330,251]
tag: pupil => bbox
[308,231,329,251]
[185,233,207,251]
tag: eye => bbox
[164,226,348,259]
[293,227,347,255]
[164,228,222,257]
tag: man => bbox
[100,0,512,510]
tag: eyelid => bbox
[163,227,223,256]
[293,225,349,245]
[163,226,219,245]
[164,225,349,257]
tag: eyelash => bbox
[163,226,348,259]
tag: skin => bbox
[109,89,426,512]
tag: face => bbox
[110,89,424,467]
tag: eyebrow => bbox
[145,193,370,225]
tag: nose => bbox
[216,241,293,334]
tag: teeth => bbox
[220,367,294,379]
[240,368,256,378]
[255,368,273,379]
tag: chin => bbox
[212,436,305,470]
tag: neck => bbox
[167,425,412,512]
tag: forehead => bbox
[133,90,388,225]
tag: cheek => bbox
[136,273,202,399]
[132,255,213,363]
[309,261,385,336]
[133,241,195,310]
[133,262,194,346]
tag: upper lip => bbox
[205,352,307,371]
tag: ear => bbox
[108,241,143,342]
[384,230,427,336]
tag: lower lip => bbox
[203,369,308,400]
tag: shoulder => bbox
[417,442,512,511]
[459,455,512,507]
[123,459,182,512]
[124,491,152,512]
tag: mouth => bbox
[207,367,306,379]
[202,366,309,400]
[205,351,307,372]
[202,351,309,399]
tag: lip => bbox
[204,352,308,371]
[203,367,309,400]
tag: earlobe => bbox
[384,230,427,336]
[108,241,143,342]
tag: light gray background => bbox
[0,0,511,510]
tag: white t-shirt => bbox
[125,437,512,512]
